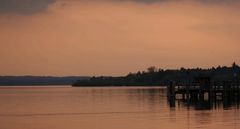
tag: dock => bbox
[167,78,240,101]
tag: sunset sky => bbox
[0,0,240,76]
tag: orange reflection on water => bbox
[0,86,239,129]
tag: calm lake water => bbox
[0,86,239,129]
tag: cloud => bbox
[124,0,240,4]
[128,0,239,3]
[0,0,55,15]
[57,0,240,6]
[0,0,239,15]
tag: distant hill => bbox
[0,76,89,86]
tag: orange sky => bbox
[0,0,240,76]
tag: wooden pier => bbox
[167,79,240,101]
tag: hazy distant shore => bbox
[0,76,89,86]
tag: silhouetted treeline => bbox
[73,62,240,86]
[0,76,89,86]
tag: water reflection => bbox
[169,95,240,110]
[127,88,165,108]
[0,86,239,129]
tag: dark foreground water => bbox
[0,86,239,129]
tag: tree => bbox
[147,66,157,73]
[232,62,239,68]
